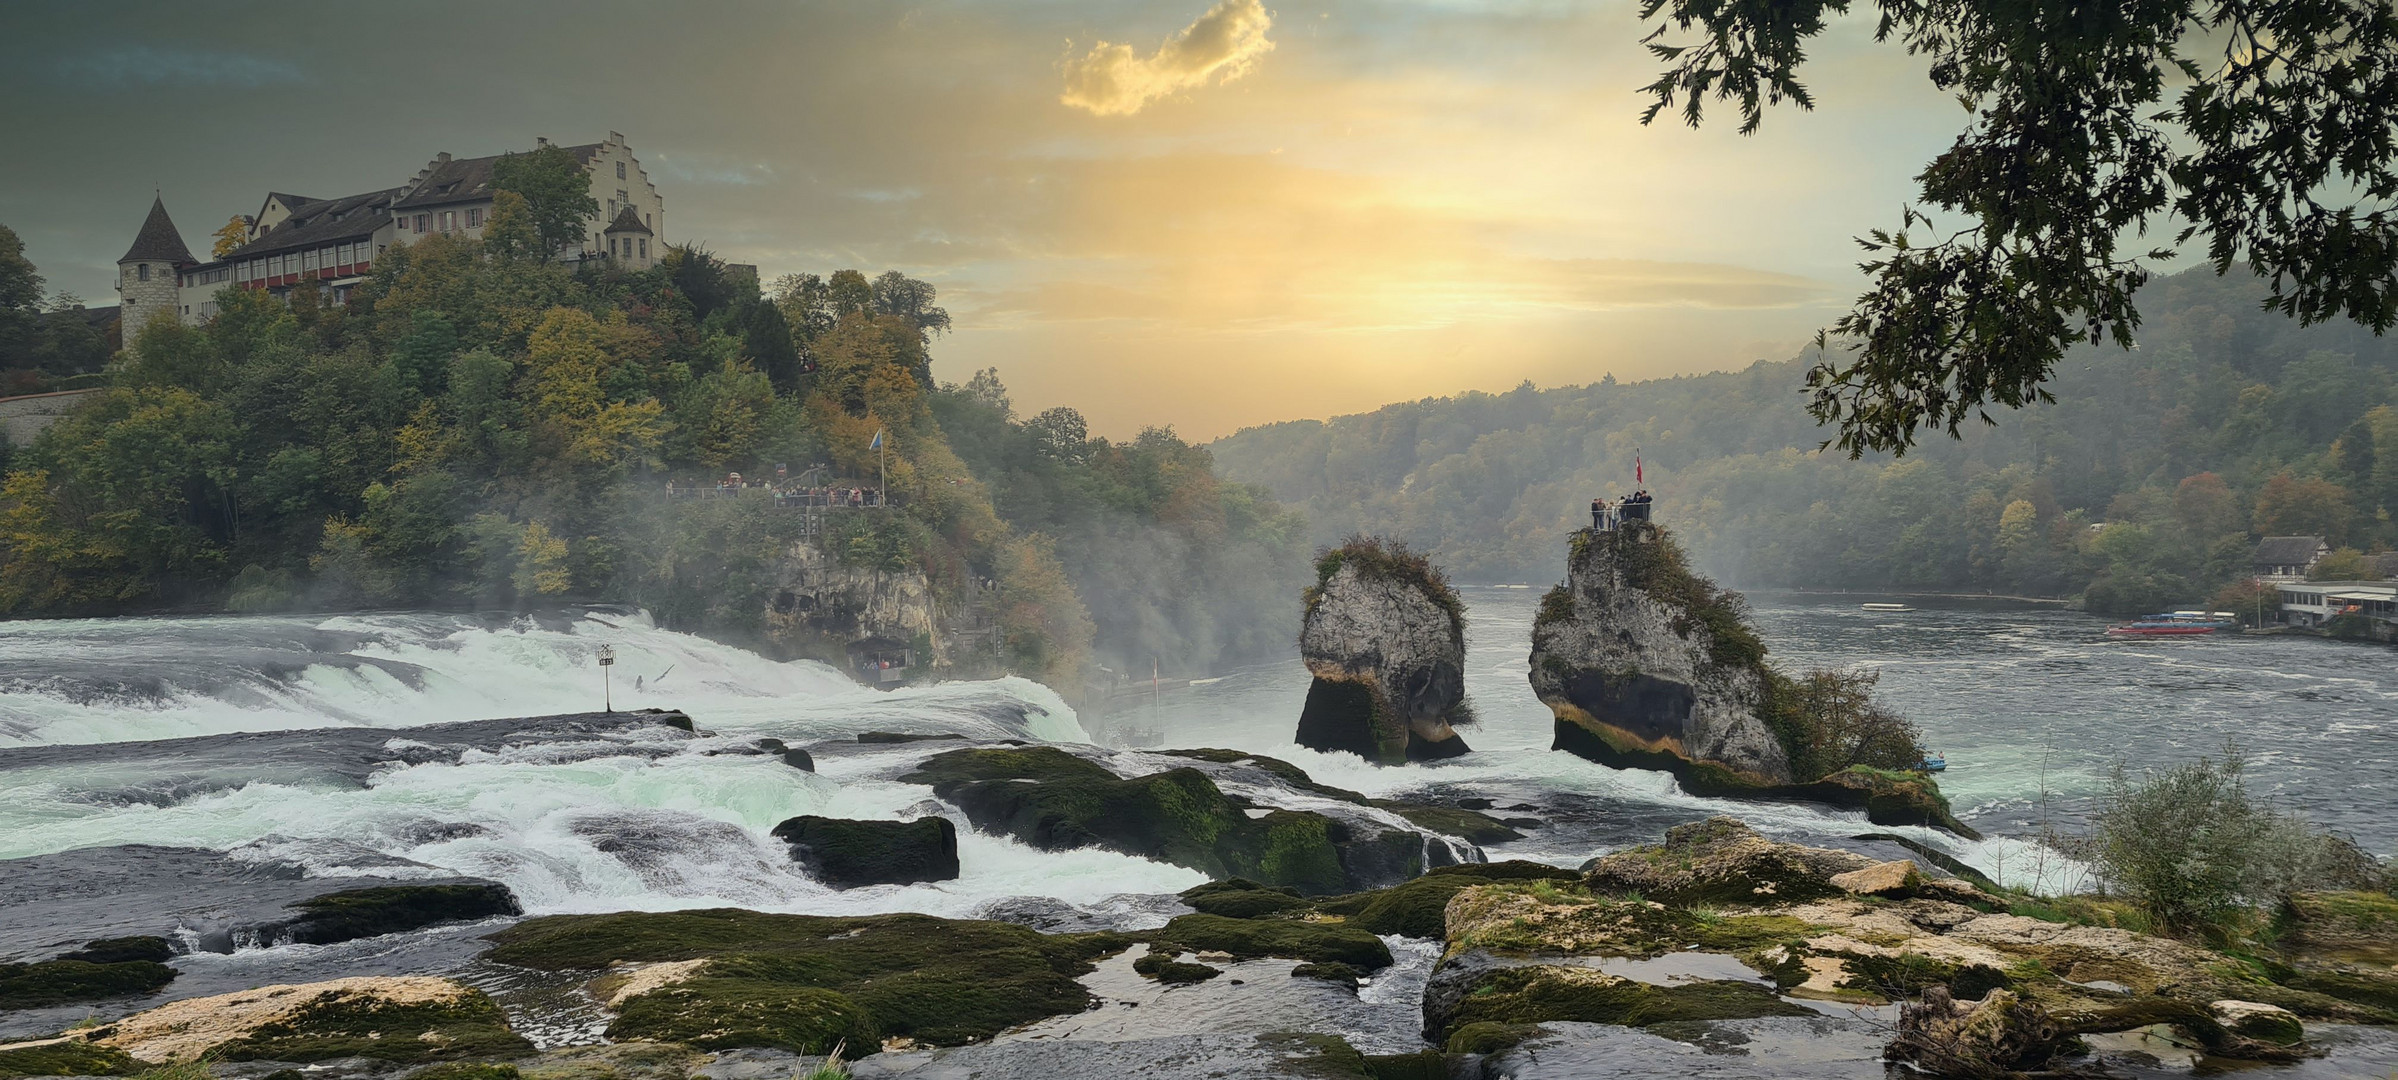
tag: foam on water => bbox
[0,610,1085,748]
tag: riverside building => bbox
[114,132,665,328]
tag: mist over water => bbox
[2,592,2391,933]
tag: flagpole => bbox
[878,431,886,505]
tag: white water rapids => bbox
[0,601,2118,931]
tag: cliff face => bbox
[758,537,955,679]
[1530,522,1793,784]
[1297,541,1471,763]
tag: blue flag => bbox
[870,430,884,451]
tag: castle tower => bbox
[117,195,195,331]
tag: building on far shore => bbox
[2275,580,2398,629]
[2251,536,2330,582]
[116,132,664,328]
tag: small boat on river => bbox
[1919,752,1947,772]
[1861,602,1913,612]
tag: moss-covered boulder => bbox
[769,815,959,888]
[2281,890,2398,964]
[1297,538,1473,763]
[274,883,523,945]
[901,746,1420,894]
[1157,748,1521,844]
[1153,914,1394,970]
[0,956,177,1010]
[88,977,529,1065]
[0,1042,142,1079]
[1424,963,1809,1043]
[1180,879,1313,919]
[1579,817,1872,907]
[482,909,1127,1048]
[1314,861,1580,939]
[1132,950,1224,984]
[609,979,875,1054]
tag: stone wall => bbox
[0,389,101,448]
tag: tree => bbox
[827,270,873,319]
[481,191,543,264]
[392,310,457,399]
[870,271,952,346]
[2172,472,2244,541]
[2307,547,2380,581]
[490,144,601,259]
[0,223,44,368]
[1637,0,2398,456]
[212,216,252,259]
[2252,471,2352,544]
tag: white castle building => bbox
[117,131,665,328]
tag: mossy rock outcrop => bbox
[1532,523,1791,783]
[0,1042,142,1079]
[1423,961,1810,1043]
[482,908,1127,1049]
[608,979,875,1054]
[1158,748,1521,844]
[769,815,959,888]
[0,956,177,1010]
[1534,524,1966,834]
[274,883,523,945]
[901,746,1422,894]
[1313,861,1580,939]
[1297,538,1474,763]
[1579,817,1873,907]
[1153,914,1394,969]
[80,977,529,1065]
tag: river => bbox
[2,593,2393,1066]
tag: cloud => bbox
[1060,0,1275,116]
[54,46,303,89]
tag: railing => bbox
[1590,499,1655,532]
[666,486,901,509]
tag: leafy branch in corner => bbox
[1639,0,2398,457]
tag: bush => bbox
[2078,745,2385,933]
[1772,667,1926,781]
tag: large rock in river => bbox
[1296,538,1472,763]
[1531,520,1792,784]
[771,815,960,888]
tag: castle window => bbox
[415,214,430,233]
[442,211,456,233]
[616,161,627,180]
[137,264,149,282]
[617,189,628,207]
[639,238,648,258]
[466,207,482,228]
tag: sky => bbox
[0,0,1972,439]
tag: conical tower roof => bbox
[119,195,196,265]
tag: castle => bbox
[116,131,666,328]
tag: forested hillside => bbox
[1211,268,2398,614]
[0,184,1303,682]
